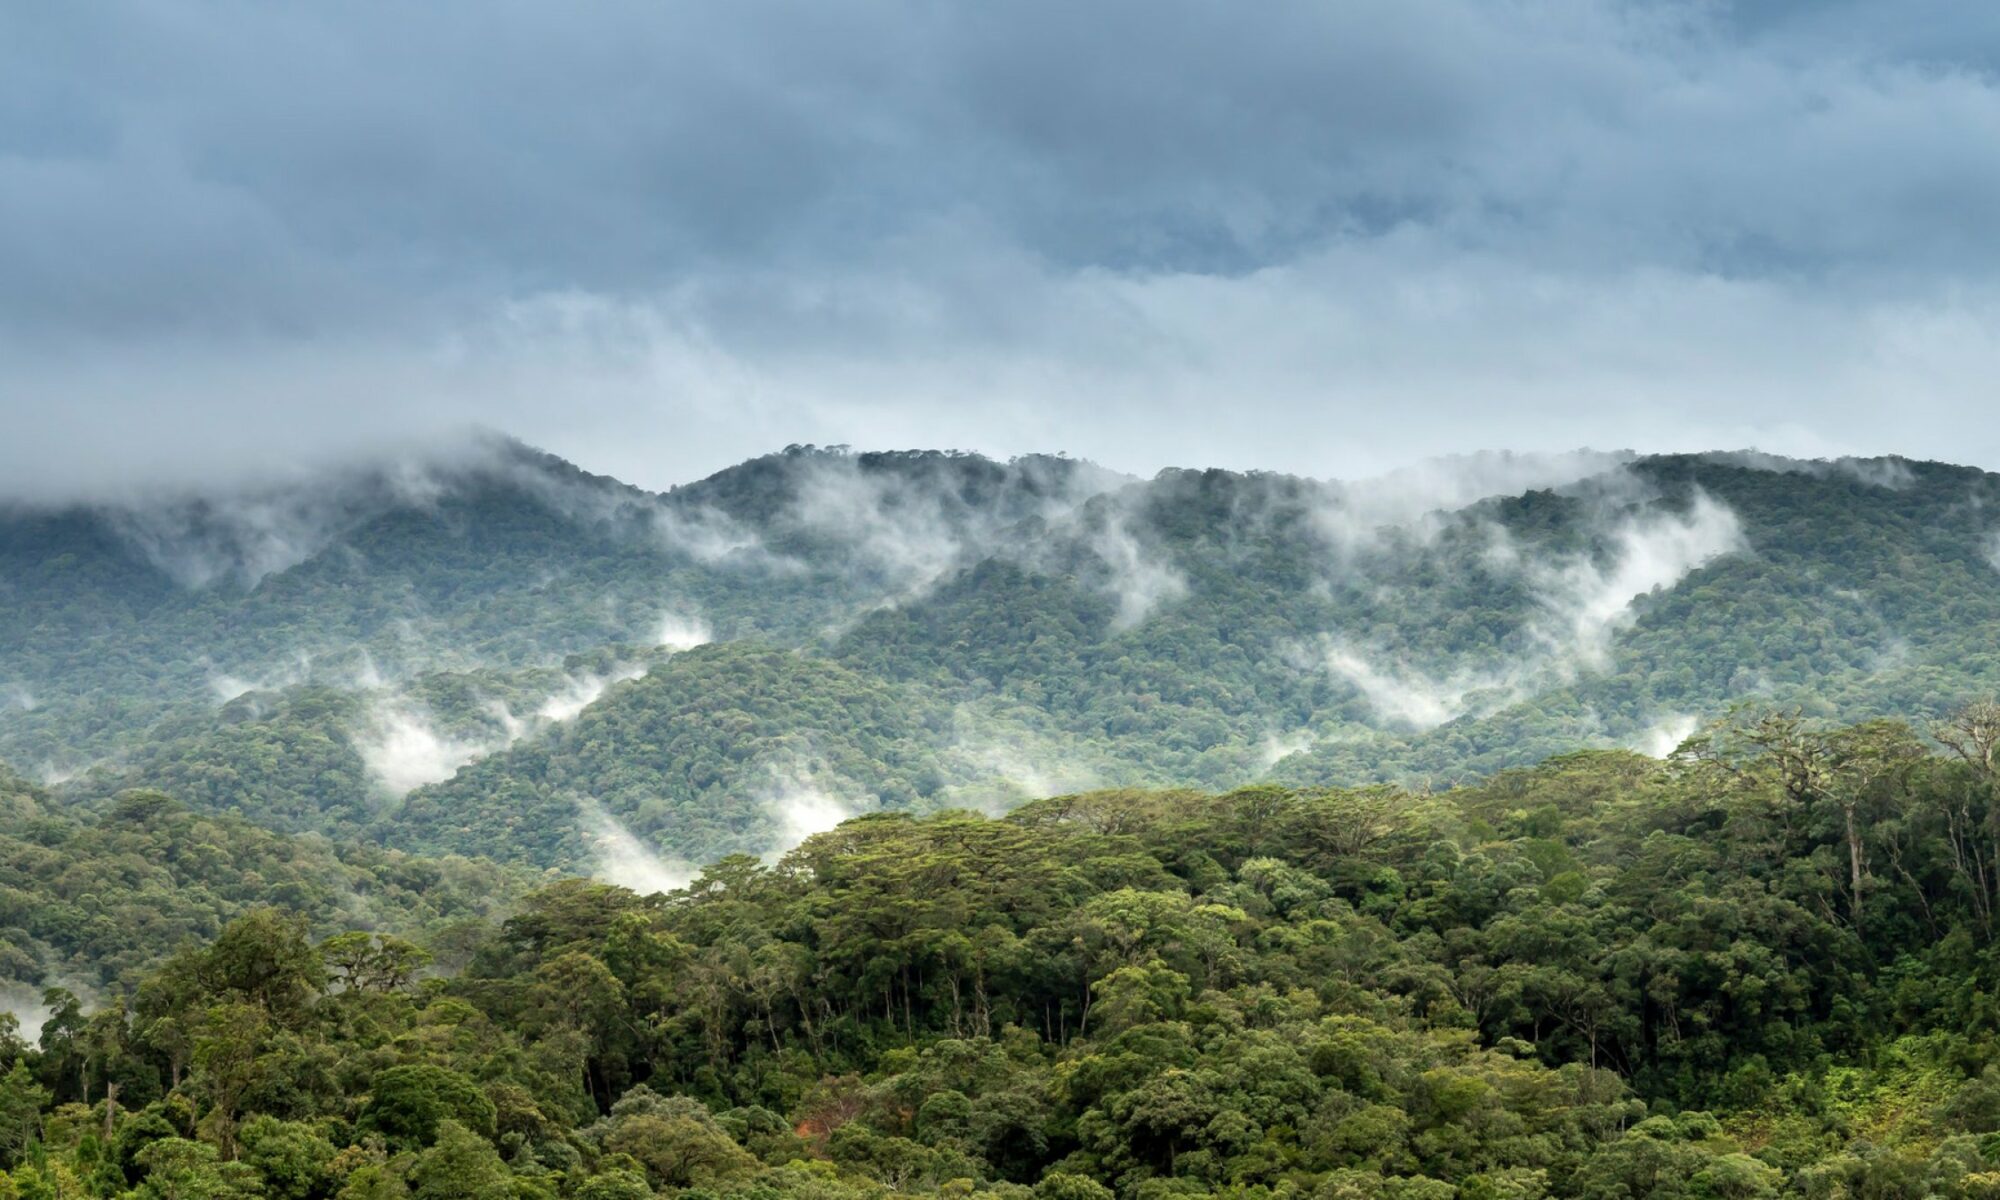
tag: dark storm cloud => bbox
[7,0,2000,495]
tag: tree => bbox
[1749,713,1923,923]
[239,1116,336,1200]
[358,1066,497,1151]
[202,909,325,1024]
[188,1002,269,1159]
[321,933,432,995]
[35,990,85,1104]
[0,1062,48,1168]
[598,1090,755,1189]
[572,1170,651,1200]
[407,1121,512,1200]
[132,1138,260,1200]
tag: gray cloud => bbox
[7,1,2000,492]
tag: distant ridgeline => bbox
[4,435,2000,873]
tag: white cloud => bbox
[0,985,52,1042]
[577,797,695,895]
[206,652,312,703]
[944,710,1103,805]
[1633,712,1699,758]
[36,761,80,786]
[655,611,712,652]
[1316,641,1508,731]
[536,665,647,723]
[1257,729,1316,769]
[1308,450,1637,553]
[352,699,498,795]
[1702,450,1915,490]
[1310,487,1748,730]
[758,764,867,858]
[1087,512,1188,630]
[1526,490,1747,671]
[650,504,773,566]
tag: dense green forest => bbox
[9,711,2000,1199]
[11,441,2000,869]
[0,766,532,994]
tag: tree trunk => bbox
[1846,802,1864,923]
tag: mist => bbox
[1526,492,1748,672]
[1316,642,1509,732]
[945,711,1105,806]
[1082,510,1188,630]
[536,666,648,724]
[759,765,867,860]
[651,505,773,567]
[353,699,501,796]
[577,797,695,896]
[1310,479,1750,732]
[655,613,713,652]
[1635,713,1701,759]
[81,437,508,586]
[1703,451,1916,491]
[1256,730,1316,771]
[0,984,50,1042]
[1308,450,1637,554]
[207,653,313,704]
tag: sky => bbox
[7,0,2000,497]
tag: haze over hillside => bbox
[6,433,2000,881]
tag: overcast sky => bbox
[7,0,2000,496]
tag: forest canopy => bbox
[7,711,2000,1200]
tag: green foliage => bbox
[4,728,2000,1199]
[0,1064,46,1168]
[408,1120,512,1200]
[14,448,2000,877]
[360,1067,498,1150]
[22,445,2000,1199]
[0,769,528,994]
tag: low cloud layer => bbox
[1309,450,1638,553]
[945,710,1105,805]
[8,3,2000,490]
[1318,645,1499,732]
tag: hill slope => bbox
[7,440,2000,868]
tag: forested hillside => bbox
[0,766,532,998]
[7,714,2000,1199]
[10,438,2000,871]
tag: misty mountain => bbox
[6,437,2000,871]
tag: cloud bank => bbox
[9,2,2000,490]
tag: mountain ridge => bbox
[6,436,2000,875]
